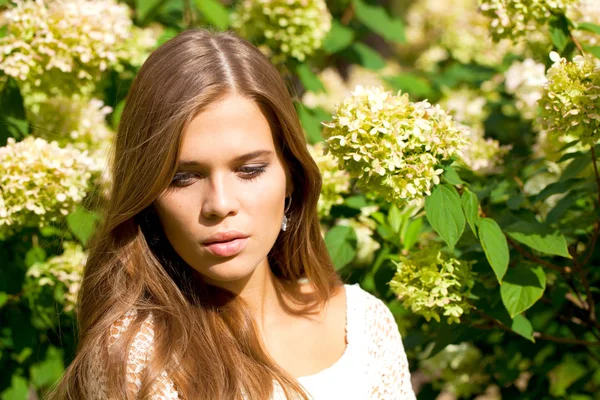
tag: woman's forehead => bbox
[179,94,277,164]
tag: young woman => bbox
[49,29,415,399]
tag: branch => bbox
[569,30,585,55]
[533,332,600,347]
[505,235,566,273]
[472,308,600,347]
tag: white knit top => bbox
[95,283,416,399]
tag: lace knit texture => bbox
[93,283,416,399]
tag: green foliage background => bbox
[1,0,600,399]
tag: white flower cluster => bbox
[539,52,600,145]
[323,86,468,204]
[504,58,548,120]
[390,244,475,324]
[26,94,113,172]
[405,0,517,69]
[0,136,94,238]
[0,0,154,95]
[27,242,86,312]
[421,343,489,398]
[302,63,400,112]
[307,141,351,218]
[231,0,331,63]
[439,87,510,174]
[568,0,600,47]
[479,0,577,41]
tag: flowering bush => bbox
[307,141,351,218]
[405,0,517,68]
[0,136,93,239]
[231,0,331,63]
[26,94,113,171]
[26,242,86,313]
[539,52,600,145]
[479,0,577,41]
[0,0,153,96]
[322,85,468,203]
[2,0,600,398]
[504,58,547,120]
[389,244,475,324]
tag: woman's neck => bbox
[202,257,284,328]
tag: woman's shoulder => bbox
[108,308,156,351]
[343,283,402,344]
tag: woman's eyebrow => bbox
[177,150,274,169]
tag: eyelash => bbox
[170,165,267,187]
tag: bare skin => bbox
[153,93,347,379]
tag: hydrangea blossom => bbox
[307,141,351,218]
[568,0,600,47]
[405,0,518,68]
[420,343,489,398]
[323,85,468,204]
[479,0,577,41]
[439,88,510,174]
[389,244,475,324]
[27,242,86,312]
[26,94,113,172]
[302,63,400,112]
[231,0,331,64]
[0,0,154,96]
[0,136,93,238]
[504,58,548,120]
[539,52,600,146]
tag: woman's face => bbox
[154,93,291,286]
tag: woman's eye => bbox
[238,165,267,181]
[171,172,197,186]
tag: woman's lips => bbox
[203,237,248,257]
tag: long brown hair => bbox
[48,29,341,399]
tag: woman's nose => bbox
[200,174,239,219]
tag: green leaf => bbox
[349,42,386,70]
[66,207,101,246]
[549,15,569,52]
[322,20,354,53]
[441,165,465,185]
[478,218,509,283]
[296,105,326,144]
[387,204,402,233]
[560,154,591,180]
[195,0,230,30]
[384,73,434,98]
[135,0,167,25]
[511,314,535,342]
[425,184,465,251]
[352,0,405,43]
[577,22,600,35]
[324,225,357,270]
[343,195,368,209]
[505,221,571,259]
[30,346,65,389]
[549,356,588,397]
[111,99,126,130]
[0,375,28,400]
[533,178,580,203]
[585,45,600,59]
[461,190,479,238]
[295,64,325,93]
[0,292,8,308]
[501,265,546,318]
[401,218,422,251]
[25,246,46,267]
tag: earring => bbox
[281,196,292,231]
